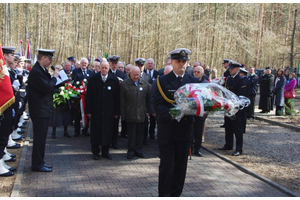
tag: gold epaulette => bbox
[156,75,176,104]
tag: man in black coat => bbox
[153,48,199,197]
[27,49,60,172]
[259,67,275,113]
[247,66,258,119]
[218,61,248,156]
[108,55,126,149]
[71,58,94,137]
[220,59,231,128]
[85,61,120,160]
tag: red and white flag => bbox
[0,43,15,114]
[19,40,24,56]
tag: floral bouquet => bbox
[53,84,81,108]
[169,83,250,122]
[212,77,226,85]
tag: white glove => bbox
[12,80,20,91]
[19,102,22,109]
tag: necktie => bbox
[103,76,106,83]
[178,76,182,83]
[83,70,87,77]
[135,81,138,86]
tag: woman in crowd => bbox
[284,72,297,115]
[272,68,286,116]
[49,65,73,139]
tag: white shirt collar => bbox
[101,74,108,79]
[173,71,184,78]
[232,72,239,78]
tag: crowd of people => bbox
[0,45,298,197]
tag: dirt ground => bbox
[203,115,300,195]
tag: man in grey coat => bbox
[120,66,150,159]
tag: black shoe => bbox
[4,157,16,162]
[44,164,53,168]
[127,154,134,159]
[82,130,90,136]
[218,146,233,150]
[102,154,112,160]
[9,154,16,158]
[135,152,145,158]
[17,130,25,134]
[111,144,119,149]
[7,143,21,149]
[0,171,14,177]
[93,155,99,160]
[194,151,203,157]
[259,111,266,113]
[31,166,52,172]
[232,151,242,156]
[121,135,128,138]
[74,132,80,137]
[220,124,225,128]
[8,167,17,172]
[64,133,71,138]
[12,136,24,141]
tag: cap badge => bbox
[180,50,186,56]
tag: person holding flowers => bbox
[152,48,199,197]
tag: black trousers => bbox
[224,117,243,152]
[158,138,190,197]
[91,145,109,156]
[193,117,205,151]
[149,115,156,137]
[143,115,149,143]
[0,108,12,159]
[247,95,256,118]
[31,117,50,170]
[120,119,127,136]
[112,116,120,146]
[127,122,144,155]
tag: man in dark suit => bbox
[27,49,60,172]
[218,61,248,156]
[107,55,126,149]
[153,48,199,197]
[71,58,94,137]
[144,58,159,141]
[85,61,120,160]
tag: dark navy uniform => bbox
[247,72,258,119]
[27,49,57,171]
[153,48,199,197]
[221,63,248,155]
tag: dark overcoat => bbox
[71,67,94,82]
[109,69,126,80]
[259,74,275,111]
[273,76,286,106]
[85,73,120,146]
[27,61,57,118]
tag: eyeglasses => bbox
[193,71,201,74]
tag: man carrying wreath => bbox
[152,48,199,197]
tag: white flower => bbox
[80,86,83,89]
[59,91,64,96]
[69,91,72,95]
[76,81,80,85]
[83,79,87,82]
[59,86,65,90]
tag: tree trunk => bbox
[254,4,264,68]
[290,9,297,69]
[88,3,95,59]
[46,4,51,49]
[136,3,142,58]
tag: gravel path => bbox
[202,95,300,195]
